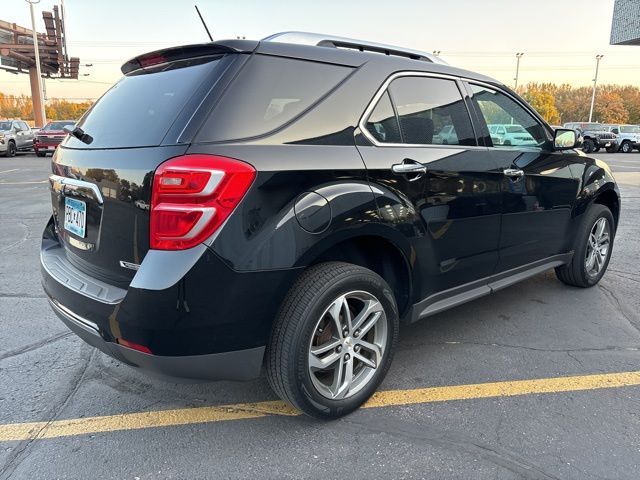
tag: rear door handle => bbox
[503,168,524,178]
[392,159,427,180]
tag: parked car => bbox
[487,124,537,146]
[604,124,640,153]
[433,125,459,144]
[41,33,620,419]
[34,120,76,157]
[0,119,35,156]
[563,122,618,153]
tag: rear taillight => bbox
[150,154,256,250]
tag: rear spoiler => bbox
[121,40,258,74]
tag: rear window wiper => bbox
[63,125,93,145]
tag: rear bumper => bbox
[49,298,265,381]
[40,217,298,381]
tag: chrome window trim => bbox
[358,71,482,148]
[49,174,104,205]
[359,71,553,149]
[464,80,554,144]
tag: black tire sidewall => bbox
[8,142,16,157]
[583,139,594,153]
[290,269,398,418]
[574,205,615,286]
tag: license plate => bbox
[64,197,86,238]
[47,146,56,150]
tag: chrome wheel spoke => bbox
[310,338,341,356]
[354,351,376,369]
[327,296,347,339]
[358,311,382,338]
[333,358,354,399]
[594,218,606,238]
[352,299,382,332]
[309,349,341,370]
[357,340,383,366]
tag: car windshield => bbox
[42,121,75,131]
[506,125,526,133]
[621,125,640,133]
[0,121,12,131]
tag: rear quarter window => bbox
[195,55,353,142]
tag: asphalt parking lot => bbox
[0,151,639,480]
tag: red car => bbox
[34,120,76,157]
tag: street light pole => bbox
[514,52,524,90]
[26,0,46,127]
[588,54,604,123]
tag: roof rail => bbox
[262,32,448,65]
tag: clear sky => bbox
[1,0,639,101]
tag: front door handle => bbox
[392,159,427,180]
[503,168,524,178]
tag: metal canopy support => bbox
[0,5,81,126]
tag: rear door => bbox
[357,74,503,302]
[466,82,579,272]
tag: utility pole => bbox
[26,0,46,127]
[514,52,524,90]
[588,54,604,123]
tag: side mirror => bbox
[554,128,580,150]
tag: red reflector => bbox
[117,338,152,354]
[150,155,256,250]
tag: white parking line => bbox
[0,168,20,175]
[0,180,48,185]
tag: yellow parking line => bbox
[2,370,640,442]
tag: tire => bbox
[4,141,16,157]
[593,146,601,153]
[621,141,632,153]
[555,204,614,288]
[36,151,46,158]
[267,261,399,419]
[582,139,595,153]
[606,145,618,153]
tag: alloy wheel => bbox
[585,217,610,277]
[308,291,387,400]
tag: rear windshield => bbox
[64,56,227,149]
[42,121,75,131]
[195,55,352,142]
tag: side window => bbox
[387,76,476,146]
[20,122,29,131]
[365,91,402,143]
[470,84,548,149]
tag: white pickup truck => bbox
[0,120,35,157]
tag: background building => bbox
[611,0,640,45]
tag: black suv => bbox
[41,32,620,419]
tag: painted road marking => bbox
[0,180,48,185]
[2,370,640,442]
[0,168,20,175]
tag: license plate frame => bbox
[64,197,86,238]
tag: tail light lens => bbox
[150,154,255,250]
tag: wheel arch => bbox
[594,188,620,229]
[301,232,414,319]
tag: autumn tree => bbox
[520,83,560,124]
[593,90,628,124]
